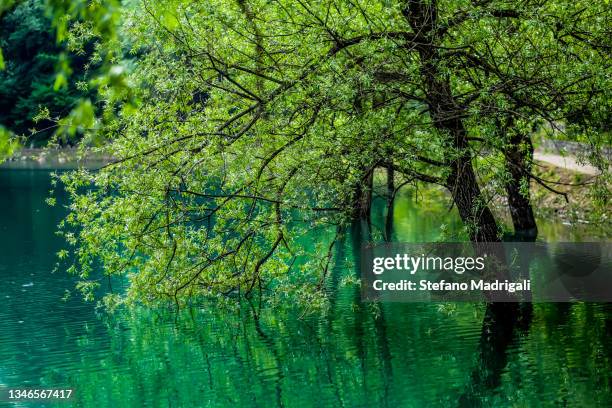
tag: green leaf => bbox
[53,73,67,90]
[0,126,21,160]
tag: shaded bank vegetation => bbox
[0,0,97,146]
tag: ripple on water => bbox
[0,170,610,407]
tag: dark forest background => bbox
[0,0,93,146]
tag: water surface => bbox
[0,170,610,407]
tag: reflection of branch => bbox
[245,299,284,407]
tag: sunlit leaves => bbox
[0,125,20,159]
[53,0,611,308]
[54,98,96,141]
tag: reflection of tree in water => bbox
[460,234,535,406]
[348,223,393,408]
[56,221,610,407]
[459,301,611,407]
[61,296,610,407]
[247,300,285,408]
[458,302,532,407]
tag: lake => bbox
[0,170,610,407]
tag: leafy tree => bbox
[455,2,611,237]
[49,0,610,307]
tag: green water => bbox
[0,170,610,407]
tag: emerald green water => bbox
[0,170,610,407]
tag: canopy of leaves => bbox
[53,0,610,308]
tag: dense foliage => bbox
[44,0,609,309]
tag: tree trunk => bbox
[386,163,394,203]
[448,154,500,242]
[404,0,500,242]
[351,169,373,221]
[505,132,538,238]
[385,163,395,241]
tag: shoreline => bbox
[0,148,112,170]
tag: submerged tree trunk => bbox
[504,132,538,238]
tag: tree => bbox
[449,1,611,237]
[54,0,610,306]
